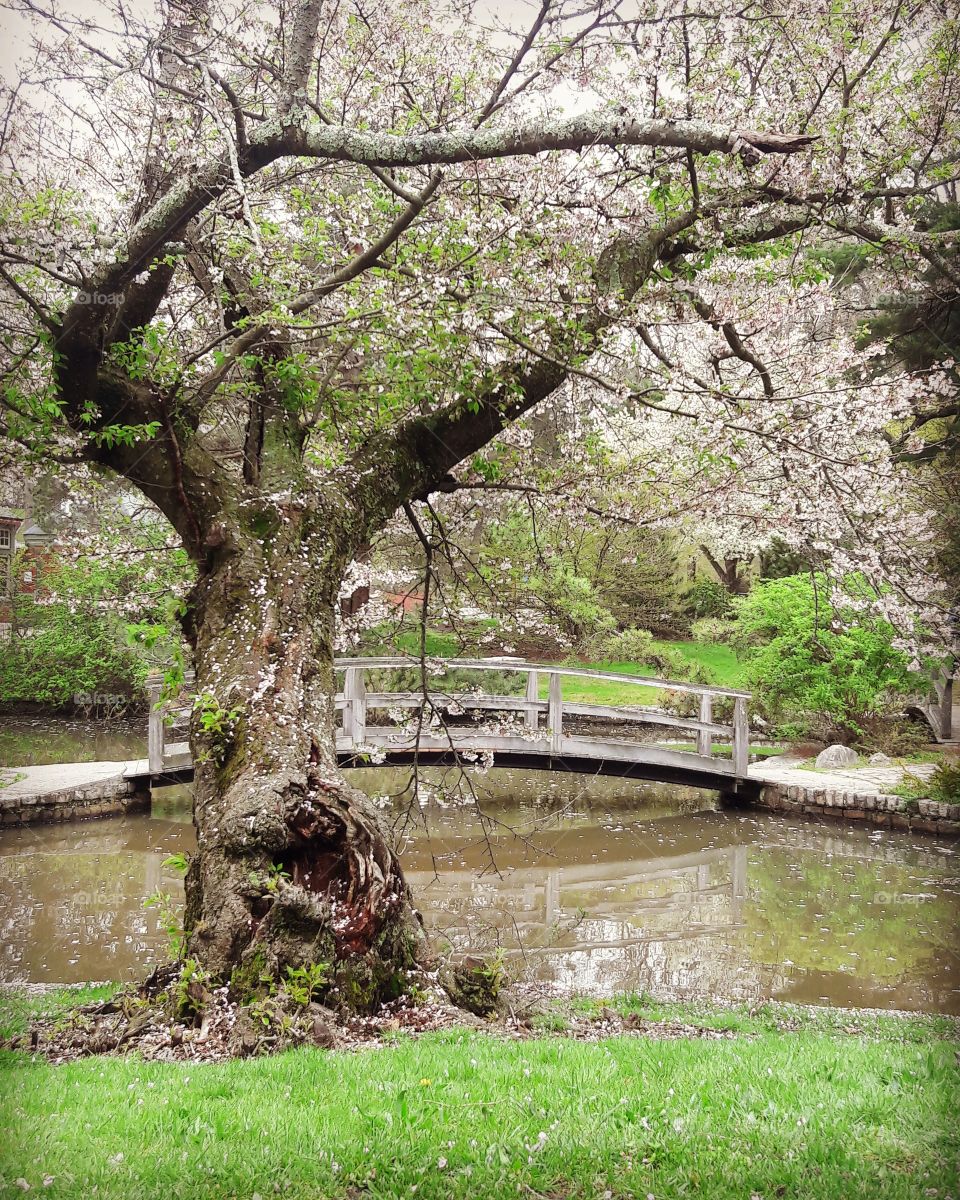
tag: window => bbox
[0,529,10,549]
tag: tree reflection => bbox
[744,849,960,982]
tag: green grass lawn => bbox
[1,990,957,1200]
[368,628,770,743]
[657,639,747,686]
[372,627,748,708]
[542,641,748,707]
[393,627,464,658]
[2,1013,956,1200]
[541,662,667,705]
[365,634,751,709]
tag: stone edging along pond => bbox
[2,762,958,839]
[0,772,150,826]
[746,780,960,837]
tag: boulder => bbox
[814,744,859,770]
[868,752,892,766]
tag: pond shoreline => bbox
[0,761,150,825]
[4,981,958,1030]
[739,781,960,837]
[4,760,959,838]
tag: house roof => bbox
[0,507,24,522]
[22,522,53,545]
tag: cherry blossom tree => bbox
[1,0,957,997]
[402,256,956,661]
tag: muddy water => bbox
[1,768,958,1012]
[0,717,146,766]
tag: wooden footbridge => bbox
[148,658,752,792]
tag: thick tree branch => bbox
[281,0,324,111]
[281,113,817,168]
[86,113,817,300]
[50,107,813,416]
[343,205,800,523]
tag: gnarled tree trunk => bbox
[180,513,422,1008]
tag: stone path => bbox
[0,760,140,799]
[748,756,938,795]
[0,760,150,825]
[745,756,958,834]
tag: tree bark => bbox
[700,545,750,595]
[181,517,422,1007]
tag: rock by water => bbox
[814,744,859,769]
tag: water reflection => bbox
[0,817,187,985]
[0,717,146,766]
[0,768,958,1013]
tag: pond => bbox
[1,766,958,1013]
[0,716,146,766]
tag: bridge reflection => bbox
[404,825,750,989]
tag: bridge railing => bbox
[334,657,750,775]
[149,657,751,779]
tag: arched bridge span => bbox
[147,657,752,793]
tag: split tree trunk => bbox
[181,520,422,1008]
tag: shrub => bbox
[854,710,931,756]
[583,627,687,676]
[0,538,188,712]
[360,664,518,696]
[689,617,739,645]
[684,577,735,619]
[734,573,926,742]
[355,662,520,726]
[613,626,657,660]
[660,663,734,725]
[0,607,148,710]
[894,760,960,806]
[929,760,960,806]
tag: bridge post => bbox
[343,667,367,747]
[732,696,749,777]
[697,693,712,758]
[548,671,563,754]
[147,675,164,776]
[525,669,540,731]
